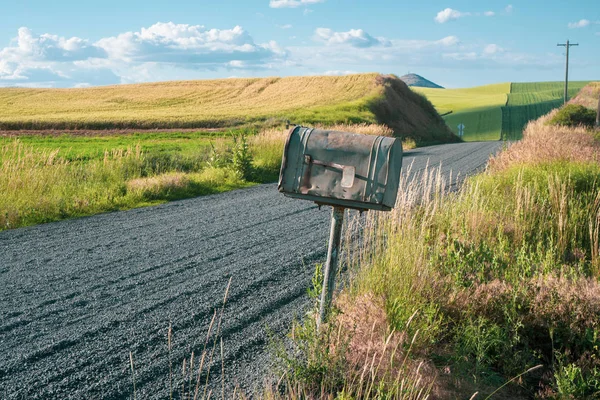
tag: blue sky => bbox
[1,0,598,88]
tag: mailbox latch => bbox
[303,155,356,189]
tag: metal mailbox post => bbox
[278,126,403,329]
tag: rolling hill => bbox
[0,73,457,145]
[413,83,509,141]
[501,81,590,140]
[415,81,592,141]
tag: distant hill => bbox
[400,74,444,89]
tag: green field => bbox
[0,131,224,163]
[416,80,592,142]
[502,81,591,140]
[414,83,509,141]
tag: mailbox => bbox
[278,126,403,211]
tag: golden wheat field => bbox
[0,74,383,130]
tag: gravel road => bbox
[0,141,502,399]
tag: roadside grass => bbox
[0,123,396,231]
[569,82,600,110]
[0,139,251,230]
[276,91,600,398]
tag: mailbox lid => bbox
[278,126,403,211]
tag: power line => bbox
[557,40,579,104]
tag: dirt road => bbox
[0,141,502,399]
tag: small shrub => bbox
[549,104,596,128]
[231,133,253,180]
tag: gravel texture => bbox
[0,141,502,399]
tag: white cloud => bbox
[443,52,478,61]
[505,4,513,13]
[288,33,462,75]
[0,23,286,87]
[95,22,285,67]
[483,44,503,55]
[323,70,357,76]
[277,24,293,29]
[435,7,507,23]
[0,27,106,64]
[435,8,469,23]
[269,0,324,8]
[568,19,590,29]
[314,28,389,48]
[436,36,460,46]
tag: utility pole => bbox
[557,40,579,104]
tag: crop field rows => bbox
[501,81,590,140]
[416,80,591,142]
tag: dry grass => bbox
[569,82,600,110]
[127,173,190,197]
[319,123,394,136]
[0,74,456,145]
[0,74,382,130]
[489,110,599,171]
[318,105,600,397]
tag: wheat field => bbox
[0,74,382,130]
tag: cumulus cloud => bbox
[483,44,504,55]
[314,28,389,48]
[436,36,460,46]
[95,22,284,66]
[0,23,286,87]
[568,19,590,28]
[269,0,324,8]
[435,7,501,23]
[435,8,468,23]
[0,27,115,87]
[0,27,106,64]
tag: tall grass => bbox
[280,104,600,398]
[0,123,402,230]
[0,139,249,230]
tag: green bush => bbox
[549,104,596,128]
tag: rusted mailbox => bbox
[278,126,403,211]
[278,126,403,329]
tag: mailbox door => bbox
[279,127,402,211]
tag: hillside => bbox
[501,81,590,140]
[400,73,444,89]
[413,83,509,141]
[0,74,457,145]
[415,81,592,142]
